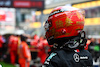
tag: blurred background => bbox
[0,0,100,67]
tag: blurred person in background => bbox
[30,34,39,60]
[0,35,6,60]
[18,35,31,67]
[84,38,91,50]
[30,34,41,67]
[93,38,100,62]
[8,35,18,65]
[37,35,49,65]
[88,38,97,59]
[43,6,93,67]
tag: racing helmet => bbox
[44,6,85,45]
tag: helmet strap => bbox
[60,30,87,49]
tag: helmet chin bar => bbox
[60,30,87,49]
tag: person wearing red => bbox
[33,34,39,41]
[8,35,18,65]
[30,34,39,60]
[0,35,5,49]
[18,35,31,67]
[37,36,49,64]
[84,38,91,50]
[30,34,39,47]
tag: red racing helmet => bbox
[44,6,85,45]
